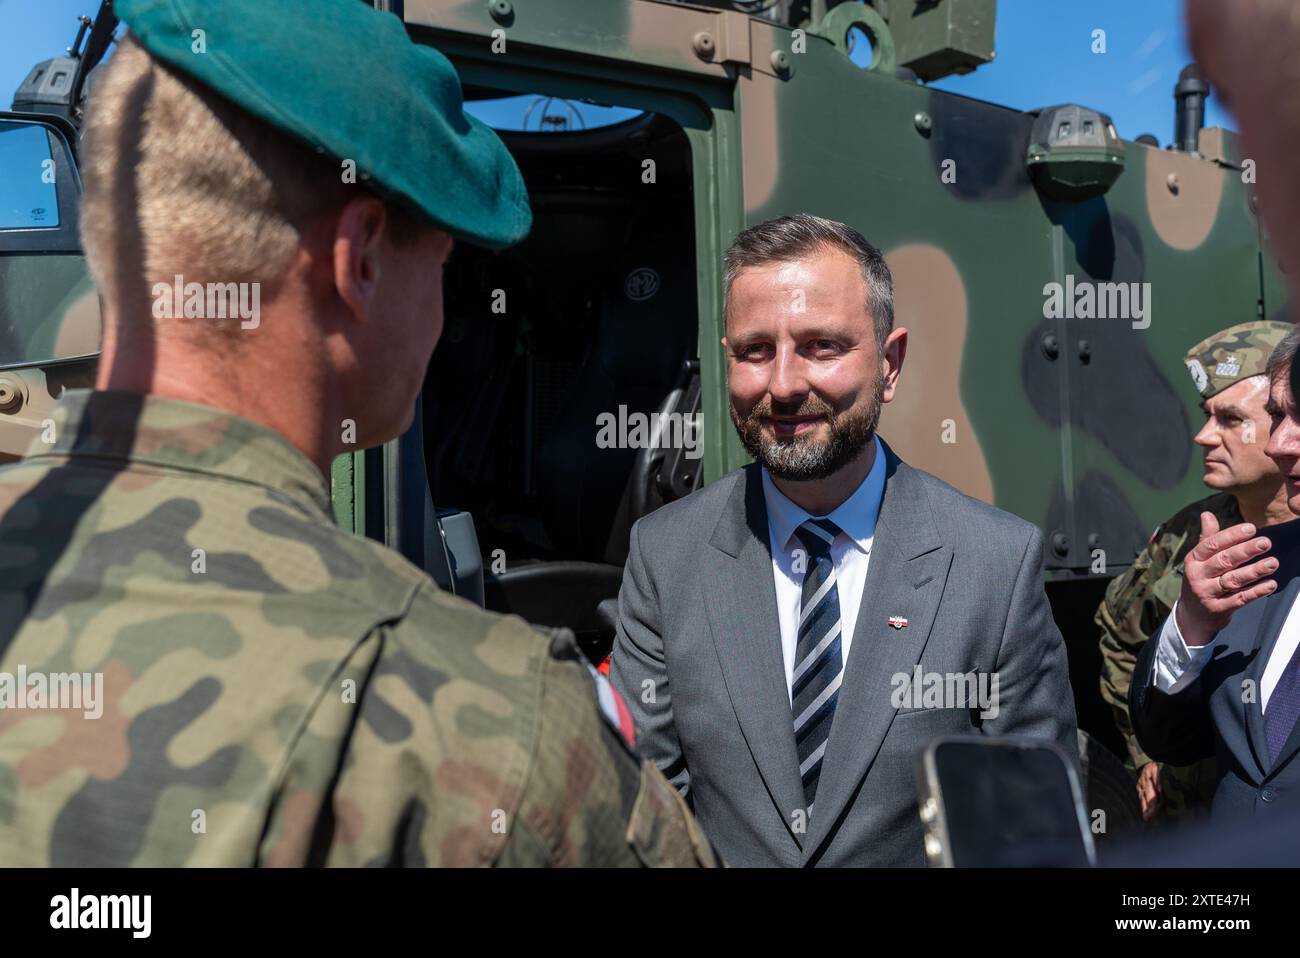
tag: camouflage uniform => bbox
[0,391,716,867]
[1097,493,1234,820]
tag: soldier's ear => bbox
[332,196,389,323]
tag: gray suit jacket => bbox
[610,440,1078,866]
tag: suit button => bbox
[1261,786,1276,803]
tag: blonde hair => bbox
[79,37,419,336]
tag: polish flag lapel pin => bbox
[888,615,908,630]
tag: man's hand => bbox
[1175,514,1278,647]
[1137,761,1162,821]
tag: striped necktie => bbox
[791,517,845,811]
[1265,639,1300,766]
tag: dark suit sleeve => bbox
[984,527,1080,768]
[1128,614,1217,765]
[609,520,691,801]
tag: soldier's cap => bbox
[1183,320,1292,401]
[114,0,531,250]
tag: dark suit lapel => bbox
[1254,523,1300,775]
[1236,520,1300,775]
[1243,577,1300,777]
[703,465,807,848]
[802,445,951,862]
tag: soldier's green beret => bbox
[1183,320,1293,400]
[114,0,531,250]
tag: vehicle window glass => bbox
[0,122,60,230]
[465,95,642,132]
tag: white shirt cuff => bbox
[1152,600,1215,693]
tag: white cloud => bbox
[1129,68,1162,95]
[1136,29,1167,60]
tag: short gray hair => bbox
[723,213,894,352]
[1266,325,1300,383]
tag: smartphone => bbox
[915,736,1095,867]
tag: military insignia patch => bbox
[586,662,637,750]
[1215,356,1241,377]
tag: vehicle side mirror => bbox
[0,113,99,370]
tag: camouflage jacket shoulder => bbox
[0,391,713,867]
[304,568,714,867]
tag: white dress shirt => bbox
[762,434,887,704]
[1153,592,1300,710]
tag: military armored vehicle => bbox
[2,0,1286,835]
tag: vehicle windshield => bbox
[465,94,643,132]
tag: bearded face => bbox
[729,366,883,481]
[724,247,897,487]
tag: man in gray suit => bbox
[610,214,1078,867]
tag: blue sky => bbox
[0,0,1230,144]
[926,0,1230,142]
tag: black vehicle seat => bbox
[534,238,696,564]
[483,238,696,657]
[483,560,626,664]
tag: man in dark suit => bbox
[1131,328,1300,820]
[609,213,1078,867]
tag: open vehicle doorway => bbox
[425,92,702,664]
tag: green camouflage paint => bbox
[395,0,1289,575]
